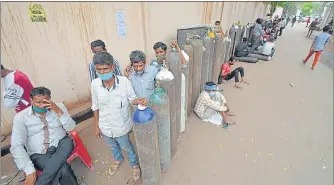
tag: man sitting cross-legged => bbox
[194,82,235,129]
[10,87,87,185]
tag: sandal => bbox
[223,121,237,129]
[227,112,235,116]
[233,85,242,89]
[108,161,122,176]
[133,165,141,180]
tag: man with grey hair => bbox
[124,50,159,101]
[91,51,147,180]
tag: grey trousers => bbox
[249,35,261,54]
[30,136,79,185]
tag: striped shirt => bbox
[89,59,122,82]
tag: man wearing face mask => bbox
[124,50,159,101]
[91,51,147,180]
[150,41,189,69]
[10,87,88,185]
[194,82,235,129]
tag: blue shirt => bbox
[89,59,122,82]
[252,23,265,37]
[128,66,159,101]
[313,32,330,51]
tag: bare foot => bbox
[241,80,249,84]
[227,111,235,116]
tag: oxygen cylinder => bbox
[212,34,224,84]
[202,36,214,89]
[167,46,182,146]
[181,73,186,133]
[183,41,194,118]
[149,85,171,172]
[224,35,232,62]
[190,38,203,109]
[133,105,161,185]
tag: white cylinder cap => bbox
[138,104,147,110]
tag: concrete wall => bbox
[1,2,268,135]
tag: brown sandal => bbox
[108,161,122,176]
[133,165,141,180]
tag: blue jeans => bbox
[103,133,138,167]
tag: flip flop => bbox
[108,161,122,176]
[233,85,242,89]
[133,165,141,180]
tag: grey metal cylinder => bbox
[183,43,194,118]
[159,79,177,157]
[212,34,224,84]
[202,36,214,89]
[149,88,171,172]
[167,48,182,145]
[190,39,203,109]
[133,117,161,185]
[224,35,232,62]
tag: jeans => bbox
[30,136,78,185]
[224,67,245,82]
[103,133,138,166]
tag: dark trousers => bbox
[224,67,245,82]
[279,27,284,36]
[306,29,314,37]
[249,35,260,53]
[30,136,79,185]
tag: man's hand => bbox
[171,40,180,51]
[124,64,132,77]
[43,100,63,117]
[95,126,102,139]
[132,98,148,107]
[25,172,36,185]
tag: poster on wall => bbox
[115,11,126,38]
[29,4,47,23]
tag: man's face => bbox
[154,48,166,57]
[215,23,221,28]
[31,95,50,109]
[229,61,235,65]
[95,64,115,74]
[132,61,145,72]
[91,46,106,54]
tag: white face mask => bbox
[209,91,216,96]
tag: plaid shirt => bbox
[194,91,227,119]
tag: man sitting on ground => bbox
[220,57,249,88]
[235,38,250,57]
[194,82,235,129]
[10,87,87,185]
[253,36,275,59]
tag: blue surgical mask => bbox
[96,71,113,81]
[209,91,216,96]
[135,70,144,75]
[32,106,48,113]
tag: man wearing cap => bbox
[194,82,235,129]
[88,40,122,82]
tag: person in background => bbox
[291,16,297,27]
[91,51,147,180]
[220,57,249,88]
[88,40,122,82]
[254,36,276,59]
[306,17,311,27]
[124,50,159,101]
[150,41,189,70]
[1,64,34,142]
[278,18,286,36]
[10,87,87,185]
[302,26,331,70]
[194,82,235,129]
[286,16,290,26]
[235,37,250,57]
[306,18,319,38]
[215,20,223,34]
[249,18,265,53]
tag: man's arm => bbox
[56,103,76,131]
[3,83,24,109]
[202,94,227,112]
[88,63,96,82]
[10,115,36,175]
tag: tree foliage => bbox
[264,1,288,16]
[301,2,313,16]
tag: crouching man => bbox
[194,82,235,129]
[10,87,87,185]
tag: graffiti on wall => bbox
[116,11,126,38]
[29,4,47,22]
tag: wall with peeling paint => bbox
[1,2,268,135]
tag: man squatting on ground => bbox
[91,51,148,180]
[220,57,249,88]
[10,87,86,185]
[194,82,235,129]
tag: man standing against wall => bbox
[91,51,147,180]
[88,40,122,82]
[1,64,34,142]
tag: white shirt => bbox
[261,42,275,56]
[10,103,76,175]
[3,71,26,109]
[91,76,137,138]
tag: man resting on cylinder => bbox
[220,57,249,88]
[194,82,235,129]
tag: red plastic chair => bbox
[36,130,94,176]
